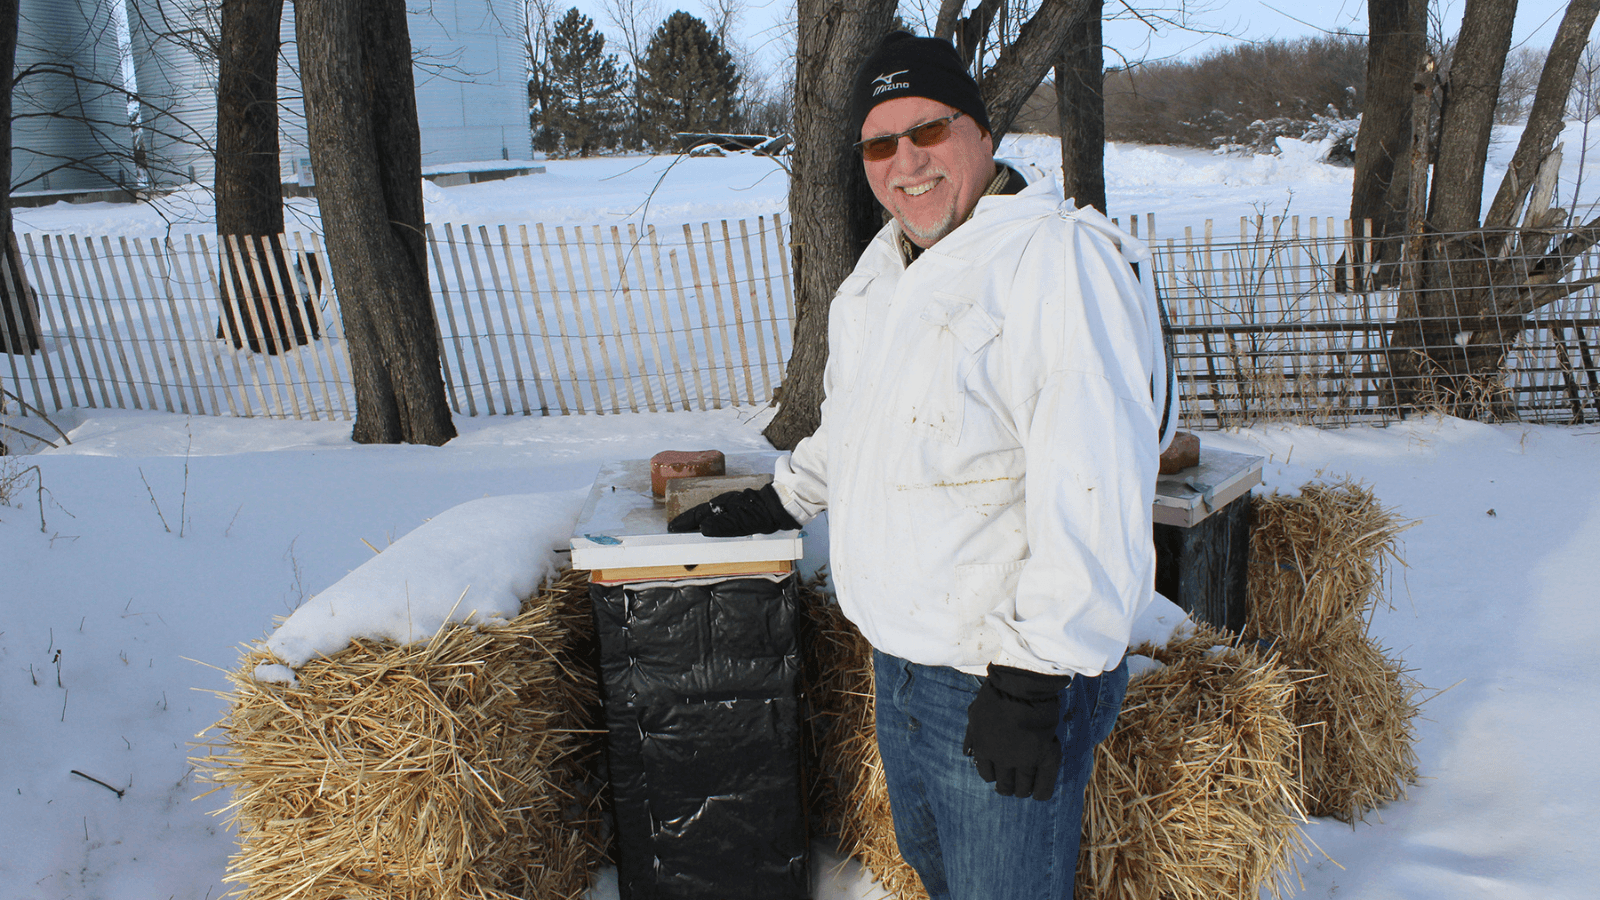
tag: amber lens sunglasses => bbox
[854,111,964,161]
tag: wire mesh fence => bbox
[1156,216,1600,427]
[2,213,1597,435]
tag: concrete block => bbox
[665,473,773,521]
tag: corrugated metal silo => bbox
[12,0,133,193]
[124,0,217,187]
[407,0,532,166]
[277,0,532,183]
[13,0,529,194]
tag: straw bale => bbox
[1080,630,1306,900]
[799,585,1305,900]
[197,568,608,900]
[1246,480,1421,822]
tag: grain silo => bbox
[12,0,133,193]
[123,0,216,187]
[277,0,533,185]
[405,0,533,166]
[18,0,530,193]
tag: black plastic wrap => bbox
[591,575,809,900]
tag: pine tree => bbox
[636,11,742,150]
[541,8,629,157]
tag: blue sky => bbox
[1101,0,1578,63]
[567,0,1584,82]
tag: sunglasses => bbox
[854,111,964,161]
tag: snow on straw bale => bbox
[265,494,573,668]
[196,569,607,900]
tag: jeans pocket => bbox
[1087,658,1130,745]
[954,669,985,696]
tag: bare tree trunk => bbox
[761,0,896,450]
[216,0,285,238]
[214,0,312,356]
[1402,56,1437,286]
[933,0,964,41]
[1426,0,1517,234]
[0,0,40,356]
[1347,0,1427,286]
[1384,1,1600,420]
[1054,1,1104,213]
[1482,0,1600,231]
[952,0,1002,71]
[295,0,455,445]
[976,0,1096,142]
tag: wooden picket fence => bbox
[424,218,793,416]
[2,212,1598,433]
[0,216,795,424]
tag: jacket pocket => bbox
[926,293,1001,355]
[954,559,1028,605]
[903,294,1000,444]
[949,559,1029,663]
[835,273,874,299]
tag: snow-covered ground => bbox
[2,408,1598,900]
[3,125,1600,899]
[15,121,1597,241]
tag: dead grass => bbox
[1402,349,1519,423]
[0,456,24,503]
[1207,340,1355,430]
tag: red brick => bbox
[650,450,726,497]
[1160,432,1201,475]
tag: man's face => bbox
[860,96,996,249]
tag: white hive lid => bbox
[570,451,804,569]
[1153,448,1265,527]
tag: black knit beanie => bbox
[848,32,991,142]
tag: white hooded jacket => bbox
[773,173,1172,678]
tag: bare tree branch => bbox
[1483,0,1600,232]
[934,0,964,41]
[980,0,1097,142]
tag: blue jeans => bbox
[872,649,1129,900]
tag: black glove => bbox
[667,484,801,537]
[963,664,1074,801]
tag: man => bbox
[672,31,1173,900]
